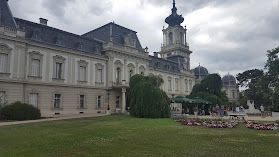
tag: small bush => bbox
[1,102,41,120]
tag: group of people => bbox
[211,104,227,117]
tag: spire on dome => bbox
[165,0,184,27]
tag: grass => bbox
[0,115,278,157]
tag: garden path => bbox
[0,113,106,127]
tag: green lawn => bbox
[0,115,278,157]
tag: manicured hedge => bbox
[1,102,41,120]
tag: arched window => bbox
[116,67,121,83]
[169,32,173,44]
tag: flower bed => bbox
[245,121,278,130]
[175,119,239,129]
[246,113,271,116]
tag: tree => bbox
[264,46,279,111]
[190,74,229,106]
[129,74,170,118]
[236,69,265,108]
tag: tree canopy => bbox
[190,74,229,105]
[129,75,170,118]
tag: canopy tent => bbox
[171,96,196,103]
[191,97,212,105]
[171,96,212,105]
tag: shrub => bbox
[1,102,41,120]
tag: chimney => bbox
[154,52,158,57]
[39,18,48,26]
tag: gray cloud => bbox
[7,0,279,78]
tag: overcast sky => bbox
[8,0,279,78]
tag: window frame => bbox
[0,91,6,105]
[52,55,66,81]
[0,43,12,75]
[77,60,88,83]
[95,63,104,85]
[29,93,38,108]
[54,94,62,109]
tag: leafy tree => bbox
[236,69,265,108]
[264,46,279,111]
[129,74,170,118]
[190,74,229,105]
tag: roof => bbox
[165,0,184,27]
[222,74,237,85]
[0,0,17,28]
[194,65,209,79]
[149,55,180,73]
[15,18,105,57]
[82,22,143,51]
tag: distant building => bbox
[193,64,209,84]
[0,0,195,117]
[222,74,240,104]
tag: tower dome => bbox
[222,74,237,85]
[194,65,208,80]
[165,0,184,27]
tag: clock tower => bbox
[159,0,192,71]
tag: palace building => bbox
[0,0,195,117]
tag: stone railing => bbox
[0,25,25,37]
[111,81,130,88]
[4,26,17,34]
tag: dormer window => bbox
[166,64,170,70]
[156,62,161,68]
[77,42,84,51]
[56,35,64,46]
[95,45,101,54]
[31,29,42,41]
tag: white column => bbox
[122,87,126,113]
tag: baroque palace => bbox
[0,0,195,117]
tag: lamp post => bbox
[106,89,111,111]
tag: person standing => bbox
[236,105,240,112]
[220,105,225,118]
[201,104,205,116]
[216,104,220,117]
[260,104,265,118]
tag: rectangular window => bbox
[97,96,102,108]
[80,66,86,81]
[0,54,8,73]
[96,69,102,83]
[29,93,38,107]
[168,80,172,91]
[80,95,85,108]
[31,59,40,77]
[54,94,61,108]
[116,96,120,108]
[175,79,179,91]
[0,91,5,104]
[55,63,62,79]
